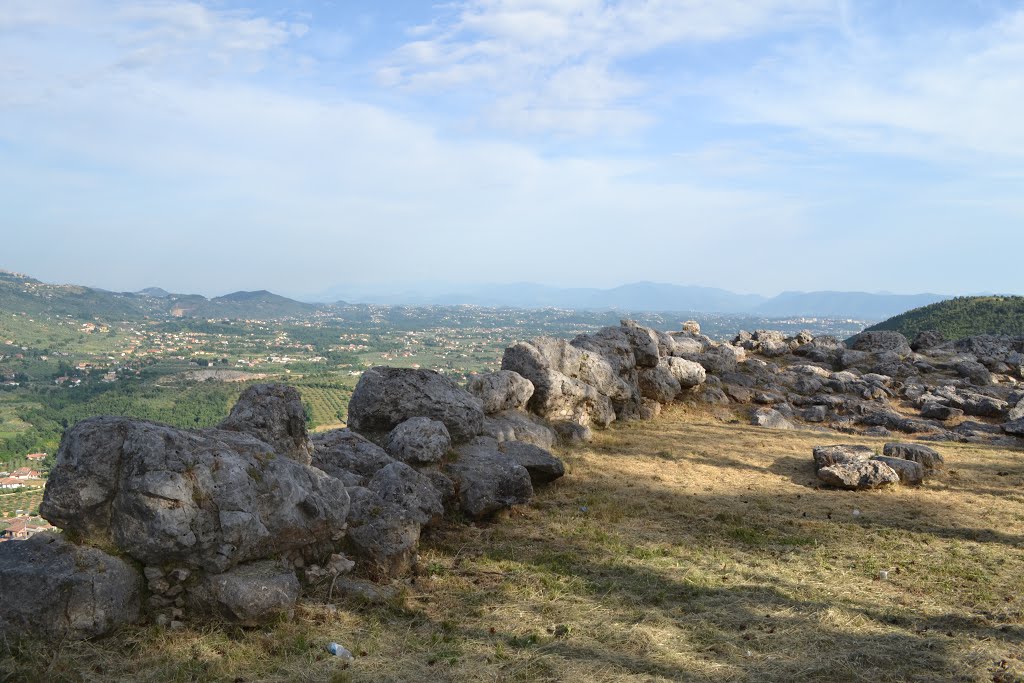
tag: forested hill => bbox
[864,296,1024,339]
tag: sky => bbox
[1,0,1023,299]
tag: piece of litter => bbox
[852,509,861,517]
[327,642,354,661]
[878,570,889,580]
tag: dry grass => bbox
[4,404,1024,682]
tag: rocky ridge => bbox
[2,321,1022,640]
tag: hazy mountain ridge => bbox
[0,268,957,320]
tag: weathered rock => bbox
[481,410,556,449]
[1008,399,1024,422]
[499,441,565,485]
[955,360,993,386]
[838,349,871,369]
[848,331,912,357]
[960,393,1008,419]
[348,367,485,442]
[384,417,451,465]
[42,417,351,574]
[681,320,701,335]
[367,462,444,528]
[551,421,593,443]
[0,533,142,640]
[447,438,534,518]
[817,460,900,490]
[696,344,746,375]
[619,320,661,368]
[751,407,794,430]
[218,383,313,465]
[1003,418,1024,436]
[882,443,945,470]
[870,455,924,485]
[345,486,421,580]
[639,398,662,419]
[465,370,535,414]
[664,356,706,388]
[911,330,946,352]
[668,334,706,356]
[502,338,618,427]
[812,444,874,471]
[187,560,299,627]
[638,362,681,403]
[920,402,963,421]
[312,428,396,485]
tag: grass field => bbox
[2,404,1023,682]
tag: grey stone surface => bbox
[882,443,945,470]
[499,441,565,485]
[367,461,444,528]
[465,370,535,414]
[812,444,875,471]
[848,331,912,357]
[41,417,350,574]
[345,486,421,580]
[348,367,485,442]
[751,407,795,430]
[312,428,396,485]
[870,455,925,485]
[481,410,556,449]
[0,533,142,640]
[384,417,451,465]
[188,560,299,627]
[447,437,534,518]
[218,383,313,465]
[817,460,900,490]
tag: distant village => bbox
[0,452,50,543]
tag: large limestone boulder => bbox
[345,486,421,580]
[664,356,706,388]
[848,331,912,357]
[218,383,313,465]
[619,320,661,368]
[817,461,900,490]
[187,560,300,627]
[41,417,350,574]
[367,461,444,528]
[502,339,617,427]
[751,407,794,430]
[0,533,142,640]
[870,455,924,485]
[447,438,534,518]
[481,410,556,449]
[883,443,945,470]
[347,367,485,442]
[498,441,565,485]
[384,417,451,465]
[812,444,899,490]
[466,370,535,414]
[312,428,396,486]
[638,362,681,403]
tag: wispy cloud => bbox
[717,6,1024,163]
[381,0,835,135]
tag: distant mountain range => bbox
[312,281,952,319]
[0,268,955,321]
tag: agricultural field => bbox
[0,484,44,519]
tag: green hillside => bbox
[864,295,1024,340]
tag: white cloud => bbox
[715,6,1024,163]
[382,0,835,134]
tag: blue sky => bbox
[1,0,1022,298]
